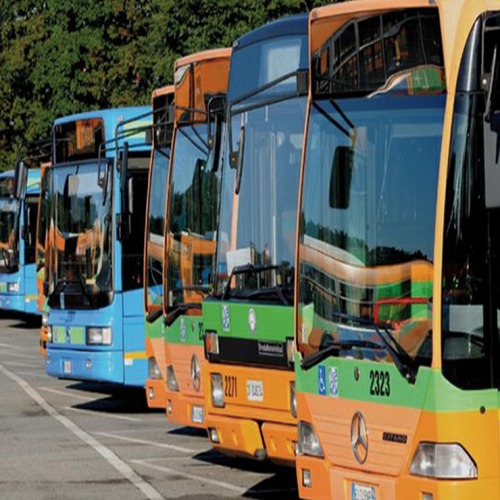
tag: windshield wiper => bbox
[222,263,280,300]
[246,284,293,306]
[51,277,91,306]
[300,311,417,384]
[301,337,385,370]
[164,302,202,327]
[146,308,163,324]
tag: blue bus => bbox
[45,107,152,386]
[0,167,42,316]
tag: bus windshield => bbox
[298,93,445,369]
[49,161,113,308]
[0,196,19,273]
[165,123,220,309]
[216,34,308,303]
[37,168,52,290]
[146,146,170,313]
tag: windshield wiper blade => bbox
[301,338,385,371]
[300,311,417,383]
[163,302,201,328]
[146,308,163,324]
[246,285,293,306]
[52,277,91,304]
[222,263,280,300]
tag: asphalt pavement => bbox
[0,314,299,500]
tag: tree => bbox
[0,0,335,171]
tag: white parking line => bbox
[0,342,24,350]
[16,371,46,378]
[94,432,196,454]
[0,363,164,500]
[0,351,38,359]
[131,459,246,495]
[4,360,39,368]
[62,406,142,422]
[39,387,96,401]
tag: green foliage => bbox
[0,0,334,171]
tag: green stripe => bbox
[203,301,294,342]
[295,355,498,413]
[145,314,163,340]
[164,314,204,346]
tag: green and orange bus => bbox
[294,1,500,499]
[163,48,231,428]
[144,86,174,408]
[203,14,308,465]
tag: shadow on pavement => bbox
[192,449,299,499]
[64,383,152,415]
[0,312,41,329]
[168,426,208,438]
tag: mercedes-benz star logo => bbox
[351,411,369,464]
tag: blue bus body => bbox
[45,107,152,386]
[0,169,41,315]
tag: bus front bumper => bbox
[205,414,296,464]
[296,456,496,500]
[0,293,24,313]
[165,389,206,429]
[45,348,123,384]
[146,378,166,409]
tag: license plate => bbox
[246,379,264,402]
[352,483,375,500]
[63,360,72,375]
[191,405,204,424]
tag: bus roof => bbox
[53,106,152,160]
[175,48,232,70]
[152,86,174,100]
[311,0,433,21]
[54,106,151,140]
[234,13,308,51]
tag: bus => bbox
[163,48,231,428]
[0,167,41,316]
[36,161,52,356]
[203,15,308,464]
[144,86,174,408]
[45,107,153,386]
[294,1,500,498]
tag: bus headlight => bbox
[86,327,112,345]
[166,365,179,392]
[297,421,324,458]
[410,443,477,479]
[211,373,224,408]
[191,354,201,392]
[148,357,162,380]
[47,326,53,343]
[42,312,49,327]
[8,282,19,293]
[290,381,297,418]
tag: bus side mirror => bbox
[14,160,27,200]
[329,146,354,209]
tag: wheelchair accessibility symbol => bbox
[318,365,327,395]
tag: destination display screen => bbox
[54,118,105,163]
